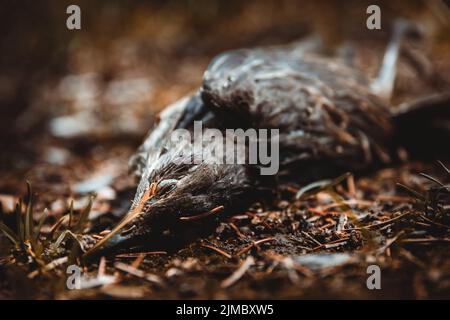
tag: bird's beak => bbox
[83,184,157,260]
[83,232,133,260]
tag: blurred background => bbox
[0,0,449,198]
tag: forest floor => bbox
[1,2,449,299]
[1,158,449,299]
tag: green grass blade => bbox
[74,195,94,233]
[0,221,19,245]
[25,181,34,242]
[296,172,351,199]
[16,199,24,243]
[35,208,48,242]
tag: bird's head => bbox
[84,148,257,259]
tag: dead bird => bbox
[84,21,450,258]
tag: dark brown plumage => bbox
[84,31,449,258]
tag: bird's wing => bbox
[130,95,190,178]
[200,46,394,177]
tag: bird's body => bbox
[85,32,449,257]
[201,48,393,178]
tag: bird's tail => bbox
[392,91,450,159]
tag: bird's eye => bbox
[157,179,178,195]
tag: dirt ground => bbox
[0,0,449,299]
